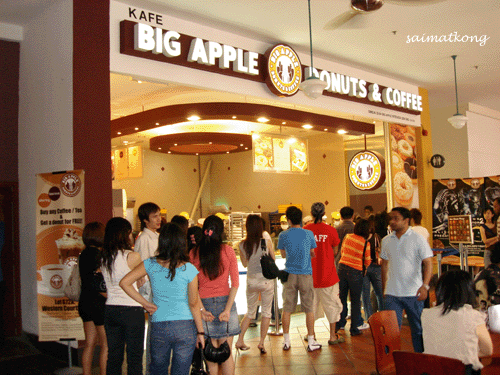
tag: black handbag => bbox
[92,269,107,293]
[191,346,209,375]
[203,322,231,364]
[260,238,289,283]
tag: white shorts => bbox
[313,283,343,323]
[245,275,274,319]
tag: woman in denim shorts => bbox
[190,215,240,375]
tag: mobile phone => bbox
[260,238,267,251]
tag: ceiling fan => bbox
[324,0,444,30]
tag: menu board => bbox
[112,145,143,180]
[36,170,85,341]
[389,123,419,208]
[253,134,308,174]
[448,215,473,244]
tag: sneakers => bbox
[357,322,370,330]
[307,339,322,352]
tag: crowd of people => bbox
[76,198,500,374]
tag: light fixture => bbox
[287,137,297,144]
[337,129,347,135]
[257,117,269,123]
[447,55,468,129]
[302,124,313,129]
[187,115,201,121]
[134,127,139,130]
[299,0,328,99]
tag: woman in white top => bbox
[421,270,493,373]
[100,217,144,375]
[234,215,274,354]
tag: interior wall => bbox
[466,110,500,177]
[428,101,470,179]
[200,132,347,216]
[0,40,19,182]
[112,148,200,229]
[18,0,73,335]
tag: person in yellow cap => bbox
[215,212,228,221]
[179,211,190,220]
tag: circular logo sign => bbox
[430,154,445,168]
[60,172,82,197]
[349,151,386,191]
[265,44,302,97]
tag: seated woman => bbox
[422,270,493,374]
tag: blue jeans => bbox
[336,264,363,335]
[150,320,197,375]
[362,264,384,321]
[104,305,145,375]
[384,295,424,353]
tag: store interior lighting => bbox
[447,55,468,130]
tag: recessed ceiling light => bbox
[123,141,129,144]
[252,134,260,140]
[257,117,269,123]
[135,127,139,130]
[156,122,160,126]
[287,137,297,144]
[232,116,237,119]
[282,121,286,125]
[187,115,200,121]
[209,142,213,144]
[226,151,230,154]
[337,129,347,134]
[174,143,178,146]
[302,124,313,130]
[196,153,199,155]
[324,128,328,131]
[137,80,142,84]
[117,132,122,135]
[168,151,171,154]
[245,147,248,150]
[158,147,161,150]
[240,144,244,146]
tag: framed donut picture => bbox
[448,215,474,244]
[390,123,419,208]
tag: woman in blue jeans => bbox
[100,217,145,375]
[120,222,204,375]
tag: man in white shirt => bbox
[381,207,433,353]
[134,202,161,374]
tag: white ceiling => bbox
[1,0,498,117]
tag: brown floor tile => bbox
[235,366,275,375]
[314,363,359,374]
[273,365,317,375]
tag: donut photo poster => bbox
[389,123,418,208]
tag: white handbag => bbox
[487,304,500,333]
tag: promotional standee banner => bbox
[36,170,85,341]
[389,123,419,208]
[432,176,500,258]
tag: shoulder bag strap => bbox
[362,240,368,275]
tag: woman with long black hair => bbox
[189,215,240,375]
[120,223,204,375]
[100,217,144,375]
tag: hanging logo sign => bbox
[430,154,445,168]
[349,150,386,191]
[265,44,302,97]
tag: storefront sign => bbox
[36,170,85,341]
[348,150,385,191]
[119,18,422,115]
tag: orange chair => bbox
[393,350,467,375]
[368,310,400,375]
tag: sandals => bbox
[258,344,267,354]
[328,334,346,345]
[235,343,250,351]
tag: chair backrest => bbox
[393,350,467,375]
[368,310,401,375]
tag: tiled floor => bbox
[233,313,415,375]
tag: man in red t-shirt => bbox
[304,202,344,345]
